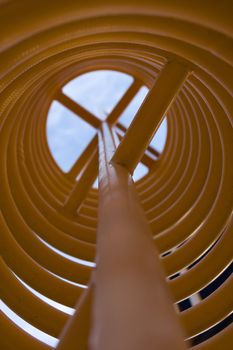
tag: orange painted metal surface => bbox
[0,1,232,350]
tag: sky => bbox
[2,70,167,346]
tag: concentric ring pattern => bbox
[0,1,232,349]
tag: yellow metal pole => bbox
[116,123,160,157]
[61,149,98,216]
[116,121,161,158]
[112,61,190,173]
[89,122,186,350]
[57,92,101,129]
[115,130,155,168]
[56,286,93,350]
[66,135,98,181]
[107,79,141,125]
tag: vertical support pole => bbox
[89,123,186,350]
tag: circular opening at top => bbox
[46,69,167,186]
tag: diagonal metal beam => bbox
[66,135,98,181]
[56,92,101,129]
[112,61,190,173]
[115,129,155,169]
[116,122,160,158]
[56,284,93,350]
[147,145,160,159]
[61,149,98,217]
[106,79,142,125]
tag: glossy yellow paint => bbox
[112,60,190,173]
[0,1,232,350]
[89,123,186,349]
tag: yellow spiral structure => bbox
[0,1,232,349]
